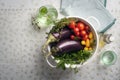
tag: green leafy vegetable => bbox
[54,50,92,70]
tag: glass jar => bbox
[100,50,117,66]
[99,33,114,50]
[32,5,58,29]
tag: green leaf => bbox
[57,60,66,70]
[54,50,92,70]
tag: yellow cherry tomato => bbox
[89,32,93,39]
[86,39,90,47]
[84,47,89,51]
[90,38,94,44]
[81,40,86,45]
[89,47,93,51]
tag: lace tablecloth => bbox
[0,0,120,80]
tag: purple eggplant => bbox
[42,28,72,50]
[42,28,72,46]
[52,28,72,40]
[51,39,83,55]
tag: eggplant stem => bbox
[45,51,52,59]
[51,47,59,53]
[41,34,57,57]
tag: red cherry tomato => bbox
[77,22,85,31]
[69,21,76,29]
[85,26,89,30]
[83,34,88,40]
[70,35,75,40]
[80,30,87,36]
[74,27,79,33]
[75,31,80,37]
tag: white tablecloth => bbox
[0,0,120,80]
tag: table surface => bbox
[0,0,120,80]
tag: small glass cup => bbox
[32,5,58,29]
[100,50,117,66]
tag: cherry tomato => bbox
[70,35,75,40]
[83,34,88,40]
[81,40,86,45]
[69,21,76,29]
[84,47,89,51]
[89,32,93,39]
[85,26,89,30]
[86,39,90,47]
[74,27,79,32]
[90,39,94,44]
[89,47,93,51]
[80,30,87,36]
[75,31,80,37]
[85,26,90,34]
[77,22,85,31]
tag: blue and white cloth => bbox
[60,0,116,33]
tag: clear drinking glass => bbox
[32,5,58,29]
[100,50,117,66]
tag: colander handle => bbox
[45,45,57,68]
[46,56,57,68]
[87,16,100,31]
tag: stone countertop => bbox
[0,0,120,80]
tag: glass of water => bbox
[32,5,58,29]
[100,50,117,66]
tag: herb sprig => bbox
[49,17,79,33]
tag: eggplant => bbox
[42,28,72,52]
[52,28,72,40]
[51,39,83,55]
